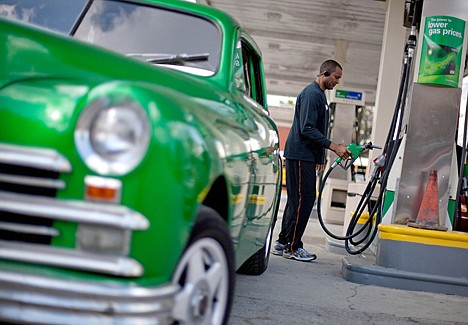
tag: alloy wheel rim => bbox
[172,238,229,325]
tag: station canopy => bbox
[205,0,387,106]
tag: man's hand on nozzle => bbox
[330,143,351,160]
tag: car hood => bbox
[0,18,223,101]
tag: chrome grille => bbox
[0,163,63,196]
[0,144,70,245]
[0,143,149,277]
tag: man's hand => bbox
[316,164,325,172]
[330,143,351,160]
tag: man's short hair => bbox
[319,60,343,75]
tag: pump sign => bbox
[331,89,365,105]
[418,15,465,88]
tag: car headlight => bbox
[75,96,150,175]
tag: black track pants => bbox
[278,159,317,251]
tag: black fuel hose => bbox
[316,160,382,254]
[316,164,378,241]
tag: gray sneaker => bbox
[271,241,286,255]
[283,247,317,262]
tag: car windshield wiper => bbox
[127,53,209,64]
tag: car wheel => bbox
[172,205,234,325]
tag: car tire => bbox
[237,221,274,275]
[172,205,235,325]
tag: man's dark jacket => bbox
[284,81,331,163]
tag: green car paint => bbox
[0,0,281,323]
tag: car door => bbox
[232,35,280,261]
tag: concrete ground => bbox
[229,193,468,325]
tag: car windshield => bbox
[0,0,88,33]
[0,0,222,76]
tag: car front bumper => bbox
[0,268,179,325]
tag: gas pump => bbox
[334,0,468,296]
[320,89,368,226]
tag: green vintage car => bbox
[0,0,281,324]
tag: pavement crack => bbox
[346,284,360,311]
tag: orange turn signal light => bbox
[84,176,122,203]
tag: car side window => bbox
[234,40,247,93]
[240,39,266,108]
[242,46,252,97]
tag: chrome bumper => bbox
[0,269,178,325]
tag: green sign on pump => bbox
[335,90,363,101]
[418,15,465,88]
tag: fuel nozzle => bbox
[332,142,382,170]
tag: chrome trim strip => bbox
[0,191,149,230]
[0,221,60,237]
[0,269,178,324]
[0,240,143,277]
[0,173,66,189]
[0,143,72,173]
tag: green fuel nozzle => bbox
[332,142,381,170]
